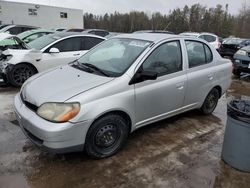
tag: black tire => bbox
[7,64,37,87]
[85,114,129,159]
[233,69,241,77]
[200,88,220,115]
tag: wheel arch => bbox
[15,62,39,73]
[213,85,222,98]
[90,110,133,133]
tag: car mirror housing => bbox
[49,47,60,53]
[129,70,158,85]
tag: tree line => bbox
[83,3,250,38]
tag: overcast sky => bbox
[3,0,249,15]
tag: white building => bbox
[0,1,84,29]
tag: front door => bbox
[37,37,86,72]
[134,40,187,126]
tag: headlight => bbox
[37,102,80,123]
[2,55,13,61]
[236,50,247,56]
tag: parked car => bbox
[218,38,246,58]
[180,32,221,49]
[0,32,105,86]
[67,28,85,32]
[134,30,174,34]
[198,33,221,50]
[0,29,54,52]
[83,29,110,37]
[53,28,67,32]
[14,33,232,158]
[179,32,200,37]
[16,29,54,44]
[233,46,250,76]
[0,24,38,35]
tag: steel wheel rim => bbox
[206,91,217,109]
[94,124,119,148]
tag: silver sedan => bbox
[14,33,232,158]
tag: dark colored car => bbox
[0,25,39,35]
[233,46,250,76]
[218,38,250,58]
[67,28,85,32]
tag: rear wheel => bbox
[200,88,220,115]
[85,114,129,159]
[7,64,36,87]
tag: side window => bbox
[95,31,108,37]
[84,37,104,50]
[7,27,22,35]
[185,41,213,68]
[48,37,83,52]
[142,41,182,76]
[88,31,95,34]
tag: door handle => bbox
[176,82,184,90]
[208,74,214,80]
[73,53,80,56]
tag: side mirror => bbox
[49,47,60,53]
[129,70,158,85]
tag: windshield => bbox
[28,34,60,50]
[77,38,151,77]
[16,30,33,40]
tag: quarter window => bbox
[84,37,104,50]
[185,41,213,68]
[142,41,182,76]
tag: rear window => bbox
[199,35,216,42]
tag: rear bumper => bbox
[14,94,92,153]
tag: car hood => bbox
[21,65,114,106]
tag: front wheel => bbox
[7,64,37,87]
[200,88,220,115]
[85,114,129,159]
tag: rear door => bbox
[183,40,216,108]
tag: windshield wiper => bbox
[71,60,94,73]
[82,63,110,77]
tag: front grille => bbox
[242,61,250,65]
[20,93,38,112]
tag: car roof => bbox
[113,33,180,43]
[16,29,54,39]
[46,32,106,40]
[134,30,174,34]
[84,29,108,32]
[199,32,218,37]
